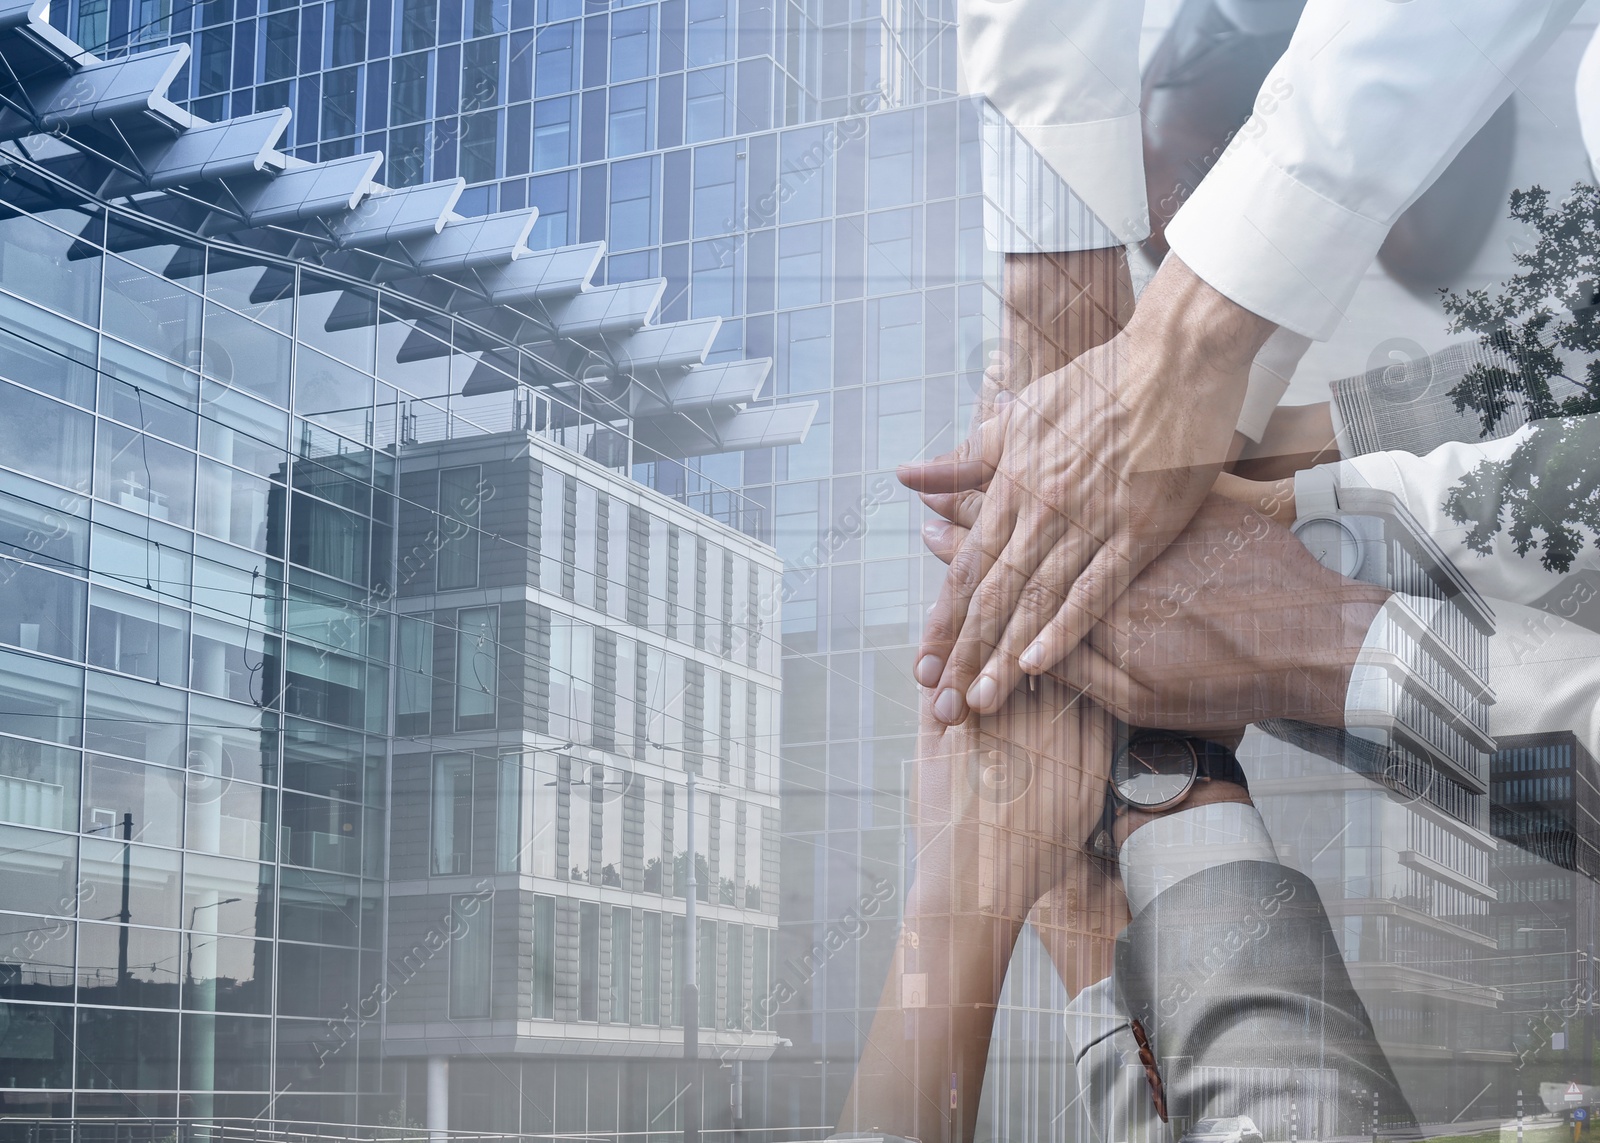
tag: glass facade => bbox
[32,0,1128,1130]
[0,107,784,1128]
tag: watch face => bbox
[1292,516,1363,578]
[1112,734,1198,810]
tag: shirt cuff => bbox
[983,109,1149,253]
[1236,328,1312,442]
[1118,800,1279,917]
[1164,136,1390,341]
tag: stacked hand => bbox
[921,487,1390,734]
[898,257,1278,726]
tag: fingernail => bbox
[968,674,999,711]
[933,688,966,723]
[994,389,1015,408]
[922,520,951,544]
[1019,642,1046,672]
[915,655,944,687]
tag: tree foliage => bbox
[1441,183,1600,573]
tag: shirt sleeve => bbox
[958,0,1149,252]
[1166,0,1585,341]
[1295,427,1600,608]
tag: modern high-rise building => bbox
[1489,731,1600,1081]
[0,0,810,1132]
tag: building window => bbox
[778,224,825,309]
[454,606,498,731]
[609,158,656,253]
[263,10,298,81]
[449,894,492,1018]
[392,54,430,125]
[431,753,474,875]
[691,143,736,238]
[331,0,367,64]
[528,172,572,247]
[532,894,556,1018]
[609,906,631,1022]
[610,5,654,80]
[726,923,743,1029]
[77,0,108,49]
[685,68,730,144]
[397,615,433,736]
[579,900,599,1021]
[691,240,736,319]
[460,110,500,185]
[322,67,360,142]
[532,97,576,171]
[641,911,661,1024]
[534,23,578,97]
[546,620,593,744]
[686,0,728,66]
[496,751,523,873]
[669,914,685,1026]
[867,209,915,295]
[437,466,483,590]
[462,37,502,112]
[752,927,769,1029]
[697,918,715,1028]
[197,27,231,95]
[608,81,654,157]
[400,0,436,51]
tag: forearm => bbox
[998,249,1134,387]
[839,908,1022,1143]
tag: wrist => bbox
[1113,778,1251,849]
[1124,255,1277,377]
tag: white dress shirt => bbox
[1167,0,1585,341]
[960,0,1584,336]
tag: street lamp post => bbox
[684,768,701,1143]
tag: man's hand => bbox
[922,492,1389,735]
[900,257,1277,725]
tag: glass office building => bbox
[25,0,1145,1133]
[0,0,809,1129]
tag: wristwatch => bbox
[1087,729,1249,858]
[1112,730,1248,812]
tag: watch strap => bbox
[1192,737,1249,792]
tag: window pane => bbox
[454,607,498,730]
[0,562,85,660]
[0,210,102,328]
[437,467,483,590]
[532,894,555,1018]
[0,293,97,408]
[534,23,576,96]
[641,911,660,1025]
[396,615,433,736]
[392,53,430,123]
[496,751,521,872]
[532,97,575,171]
[431,753,473,875]
[725,922,742,1029]
[578,900,598,1021]
[448,894,492,1018]
[609,905,630,1023]
[0,382,92,493]
[82,754,184,849]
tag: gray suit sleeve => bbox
[1113,860,1418,1139]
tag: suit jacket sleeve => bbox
[1113,860,1419,1138]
